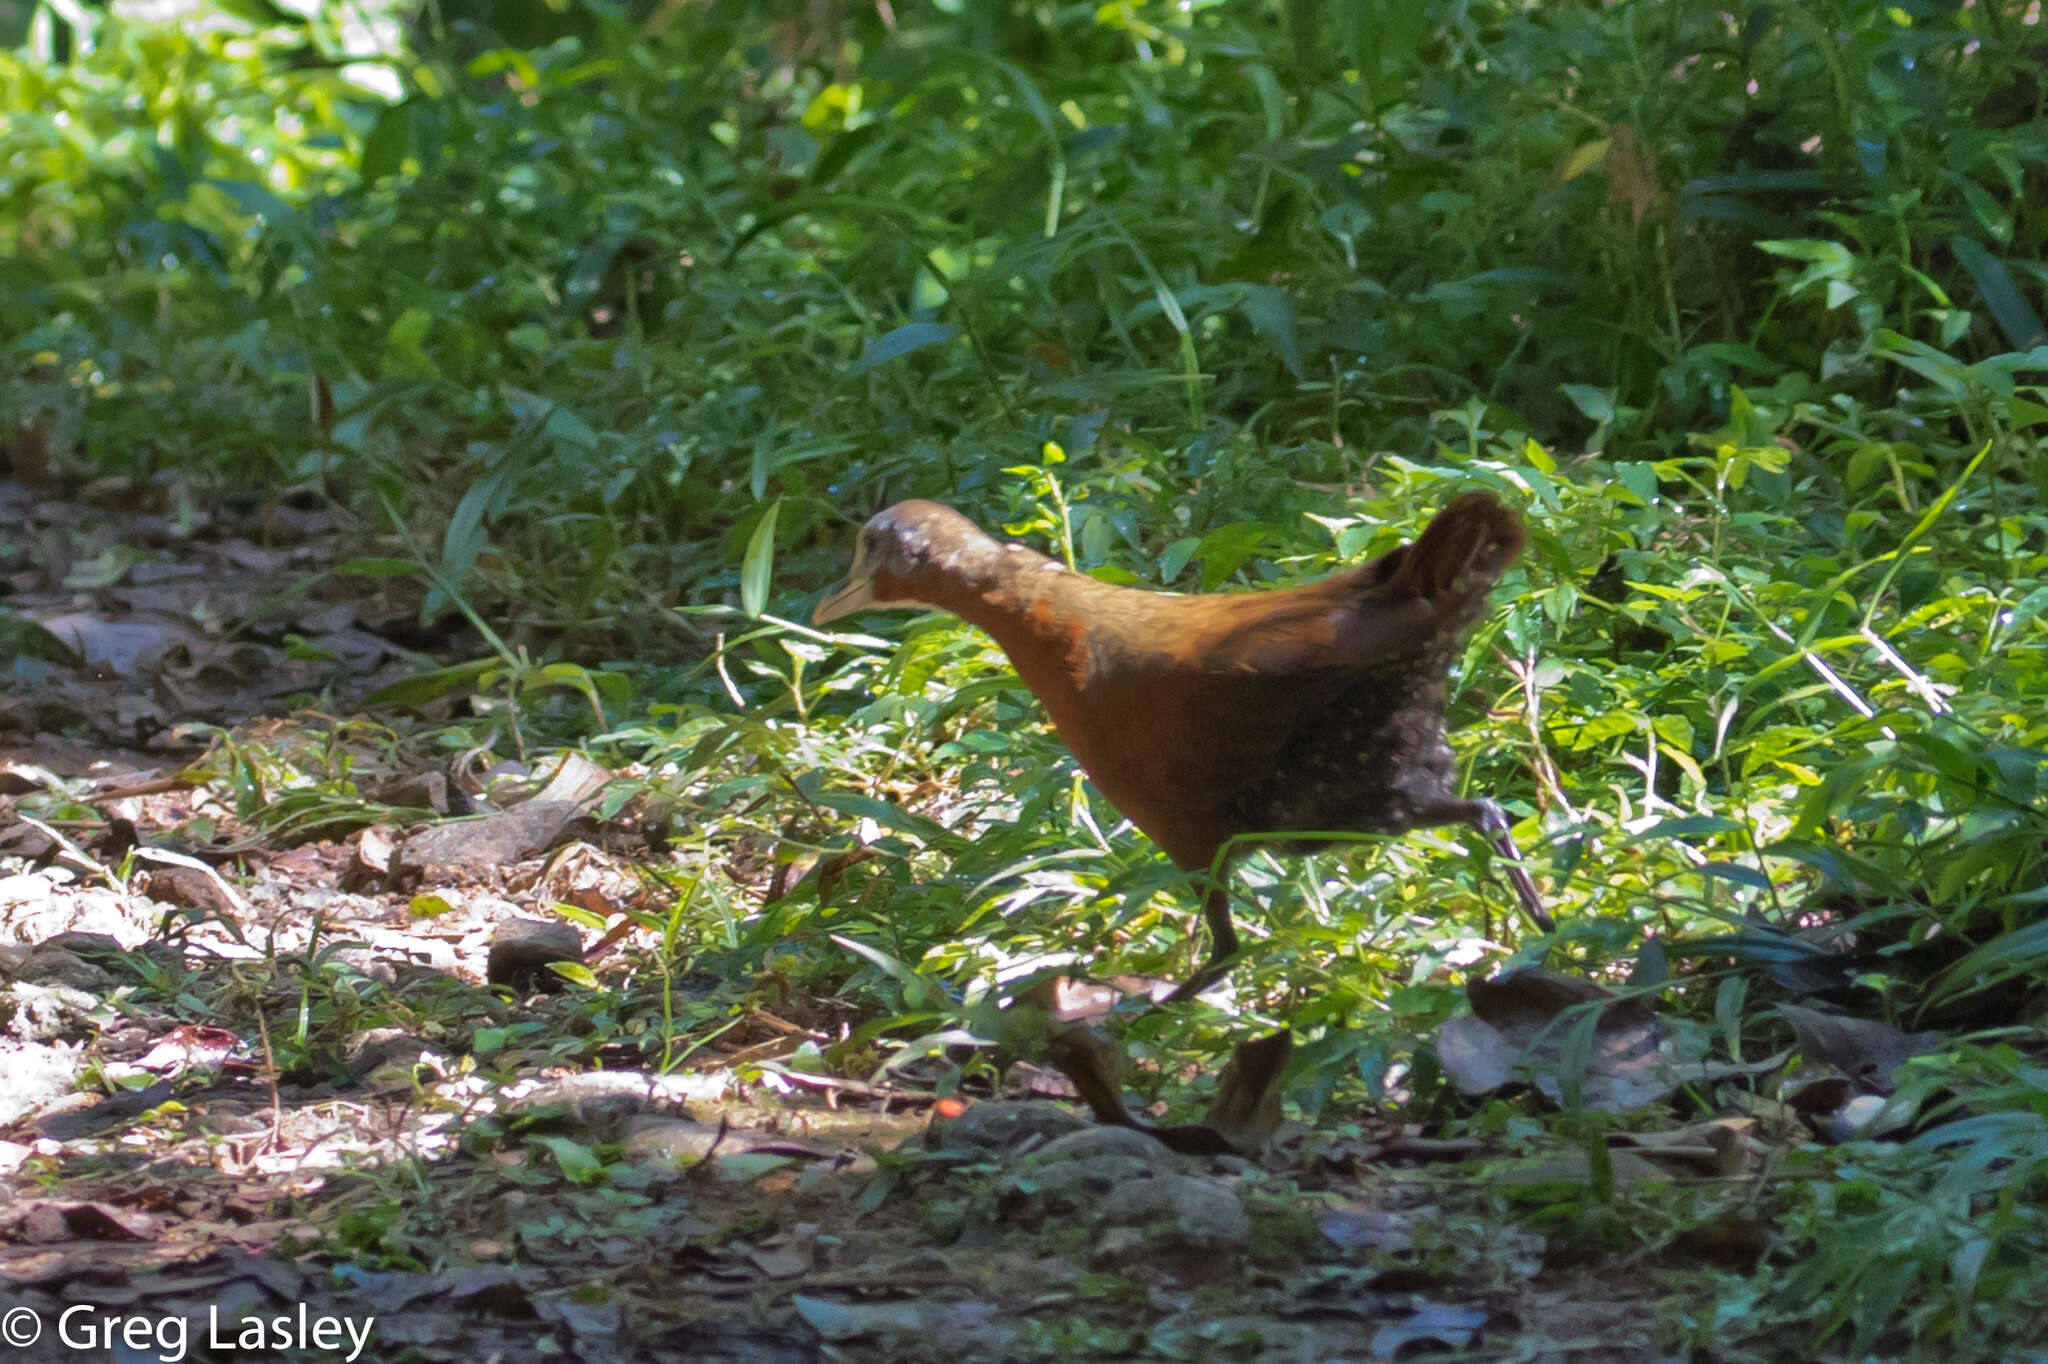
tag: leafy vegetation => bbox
[5,0,2048,1356]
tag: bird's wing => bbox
[1181,589,1439,677]
[1179,491,1524,677]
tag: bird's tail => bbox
[1389,492,1528,607]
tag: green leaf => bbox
[587,670,634,711]
[741,498,781,618]
[1615,462,1659,504]
[830,933,946,1012]
[522,661,615,726]
[528,1134,605,1183]
[1845,443,1888,491]
[1756,237,1855,304]
[807,788,957,847]
[361,102,410,184]
[1560,383,1615,424]
[1931,919,2048,1000]
[0,609,82,668]
[809,124,884,187]
[1713,975,1748,1063]
[716,1152,799,1182]
[1872,330,1975,397]
[380,306,441,380]
[1626,815,1743,841]
[1237,285,1301,377]
[1950,237,2046,349]
[1159,535,1201,582]
[337,557,425,578]
[847,322,955,374]
[545,900,608,931]
[441,473,498,588]
[1859,440,1990,629]
[211,0,300,26]
[545,406,599,452]
[365,658,497,707]
[211,178,301,230]
[1700,862,1772,890]
[548,961,600,989]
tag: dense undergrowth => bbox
[5,0,2048,1355]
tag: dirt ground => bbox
[0,479,1812,1362]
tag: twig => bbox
[131,845,253,916]
[712,631,746,709]
[1860,626,1951,715]
[15,814,115,884]
[1502,646,1577,819]
[253,1007,286,1153]
[87,776,199,801]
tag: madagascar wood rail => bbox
[813,491,1552,999]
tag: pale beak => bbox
[813,573,877,625]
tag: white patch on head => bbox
[869,507,937,566]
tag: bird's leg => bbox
[1164,880,1240,1002]
[1418,797,1553,932]
[1468,798,1553,931]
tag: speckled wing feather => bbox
[1214,492,1528,842]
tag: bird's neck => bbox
[898,538,1126,719]
[901,538,1071,641]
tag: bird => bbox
[813,491,1551,999]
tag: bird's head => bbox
[813,500,998,624]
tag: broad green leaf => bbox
[741,498,781,618]
[1560,384,1615,423]
[1556,138,1610,181]
[546,901,608,931]
[1950,237,2046,349]
[1237,284,1301,377]
[529,1134,604,1183]
[809,124,884,187]
[365,658,496,707]
[1159,535,1201,582]
[361,101,410,183]
[380,306,441,380]
[716,1153,800,1182]
[210,177,300,230]
[0,609,82,667]
[441,472,499,588]
[847,322,955,374]
[807,788,956,846]
[1625,815,1742,842]
[829,932,946,1012]
[548,961,600,989]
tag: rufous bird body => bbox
[815,492,1549,998]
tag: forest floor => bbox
[0,480,1876,1363]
